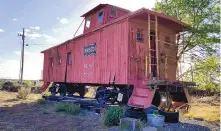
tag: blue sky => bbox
[0,0,155,80]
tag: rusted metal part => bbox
[147,80,196,87]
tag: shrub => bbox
[31,86,41,94]
[24,80,32,87]
[17,87,31,99]
[1,81,21,92]
[37,98,46,105]
[119,119,145,131]
[101,106,125,126]
[55,102,80,115]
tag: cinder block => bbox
[120,117,143,131]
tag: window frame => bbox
[57,53,62,65]
[136,28,144,42]
[110,7,117,17]
[98,11,103,23]
[85,17,91,29]
[67,52,72,65]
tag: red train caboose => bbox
[41,4,194,109]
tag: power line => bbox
[28,44,58,45]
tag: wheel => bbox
[120,86,133,104]
[67,92,74,96]
[49,84,57,96]
[78,85,86,98]
[95,87,107,104]
[58,84,67,97]
[110,94,118,104]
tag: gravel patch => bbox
[100,115,220,131]
[72,109,220,131]
[158,116,220,131]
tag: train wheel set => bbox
[47,83,132,106]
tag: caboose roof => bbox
[41,6,188,53]
[81,4,131,17]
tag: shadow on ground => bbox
[0,101,109,131]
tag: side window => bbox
[98,11,103,23]
[50,57,54,67]
[110,8,117,17]
[136,28,144,42]
[58,54,62,65]
[67,52,72,65]
[85,18,91,29]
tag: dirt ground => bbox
[0,91,112,131]
[184,96,220,122]
[0,91,220,131]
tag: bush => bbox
[101,106,125,126]
[1,81,21,92]
[55,102,80,115]
[24,80,32,87]
[120,119,145,131]
[17,87,31,99]
[31,86,41,94]
[37,98,46,105]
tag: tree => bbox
[184,56,220,92]
[154,0,220,60]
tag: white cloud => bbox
[0,29,4,32]
[25,29,31,32]
[0,60,19,79]
[56,17,60,20]
[0,51,43,80]
[52,28,63,33]
[27,33,41,38]
[52,29,58,32]
[14,51,21,55]
[29,26,40,30]
[60,18,68,24]
[30,37,37,40]
[29,27,35,29]
[13,18,17,21]
[46,38,60,44]
[35,26,40,30]
[42,34,52,39]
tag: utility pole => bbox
[18,28,25,83]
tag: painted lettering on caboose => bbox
[84,43,96,56]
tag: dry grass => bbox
[17,87,31,99]
[0,91,110,131]
[183,96,220,122]
[0,91,41,107]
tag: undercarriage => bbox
[47,82,133,105]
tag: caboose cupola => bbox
[81,4,131,33]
